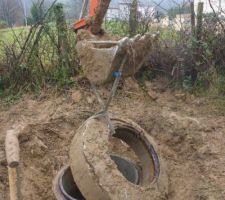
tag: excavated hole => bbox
[112,127,160,185]
[53,166,85,200]
[59,167,85,200]
[54,158,139,200]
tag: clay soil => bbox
[0,78,225,200]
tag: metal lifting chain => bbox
[89,55,128,135]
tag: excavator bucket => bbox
[76,31,159,84]
[73,0,158,84]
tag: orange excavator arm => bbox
[73,0,110,34]
[73,0,98,31]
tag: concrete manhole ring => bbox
[52,165,85,200]
[70,116,168,200]
[52,156,140,200]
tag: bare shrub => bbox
[0,1,79,94]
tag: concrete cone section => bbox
[69,116,168,200]
[76,30,158,85]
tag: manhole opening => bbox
[112,127,160,185]
[59,166,85,200]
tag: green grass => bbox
[0,26,29,41]
[0,26,30,60]
[0,22,78,94]
[104,20,129,36]
[104,20,180,43]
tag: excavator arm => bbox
[73,0,111,34]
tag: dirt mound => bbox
[0,81,225,199]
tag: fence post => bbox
[129,0,138,37]
[193,2,204,79]
[54,3,70,68]
[196,2,203,41]
[190,1,195,36]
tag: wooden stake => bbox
[8,167,19,200]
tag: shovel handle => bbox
[5,130,19,167]
[8,167,19,200]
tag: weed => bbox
[0,87,21,107]
[0,2,79,96]
[104,20,129,36]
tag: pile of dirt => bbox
[0,79,225,199]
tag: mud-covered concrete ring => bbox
[111,122,159,186]
[52,165,85,200]
[70,116,168,200]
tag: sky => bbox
[22,0,184,17]
[23,0,184,9]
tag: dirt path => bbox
[0,79,225,199]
